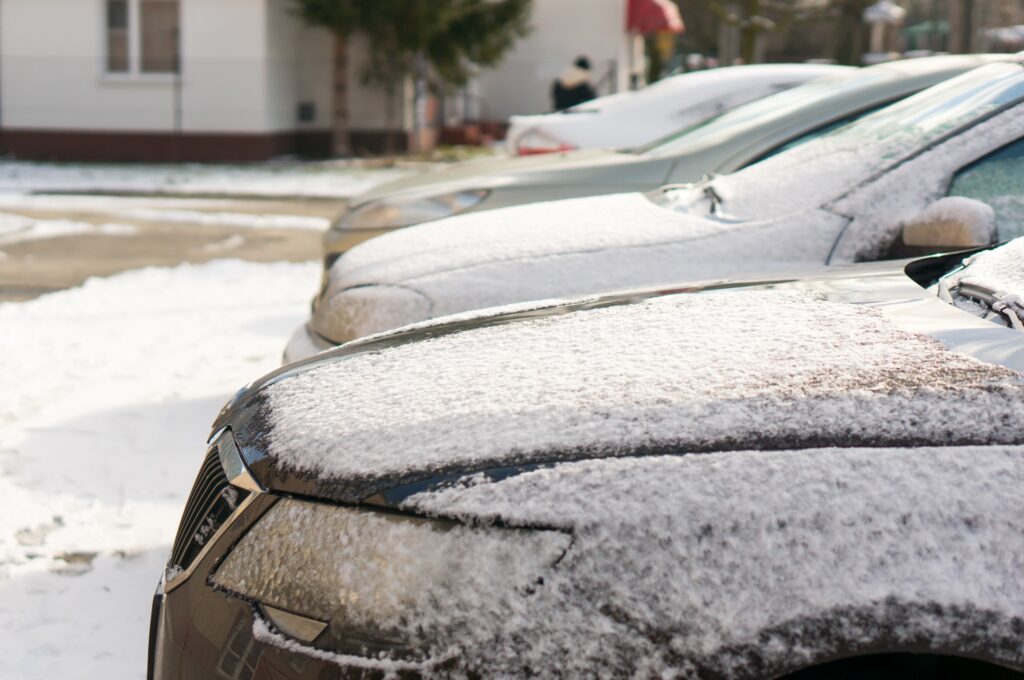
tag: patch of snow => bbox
[118,208,329,231]
[203,234,247,253]
[0,259,319,678]
[956,238,1024,297]
[0,549,168,680]
[0,160,409,199]
[395,445,1024,676]
[0,212,138,245]
[265,289,1024,486]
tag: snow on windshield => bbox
[707,62,1024,221]
[942,238,1024,326]
[643,69,888,156]
[264,289,1024,486]
[397,444,1024,677]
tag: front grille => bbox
[170,444,247,572]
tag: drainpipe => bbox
[172,25,182,162]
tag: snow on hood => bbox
[394,444,1024,676]
[263,289,1024,490]
[317,193,845,340]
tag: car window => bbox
[746,101,894,166]
[638,70,890,156]
[709,63,1024,221]
[947,136,1024,240]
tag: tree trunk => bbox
[331,32,351,157]
[739,0,761,64]
[834,0,868,65]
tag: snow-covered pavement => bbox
[0,159,410,199]
[0,259,320,679]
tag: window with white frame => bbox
[105,0,180,75]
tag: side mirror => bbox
[900,197,997,252]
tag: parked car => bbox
[323,55,1002,272]
[288,58,1024,358]
[152,238,1024,679]
[504,63,848,155]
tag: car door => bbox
[825,102,1024,264]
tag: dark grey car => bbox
[152,238,1024,679]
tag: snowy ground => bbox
[0,159,410,199]
[0,260,320,679]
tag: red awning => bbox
[627,0,685,34]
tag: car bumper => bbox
[282,321,337,365]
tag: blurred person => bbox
[552,56,598,110]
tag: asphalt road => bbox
[0,195,339,301]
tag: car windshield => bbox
[707,62,1024,220]
[637,69,892,157]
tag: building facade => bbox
[0,0,417,161]
[0,0,645,161]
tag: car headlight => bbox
[211,497,570,658]
[337,190,489,231]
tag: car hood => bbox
[349,149,660,205]
[223,255,1024,502]
[382,443,1024,677]
[315,191,848,342]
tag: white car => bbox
[287,59,1024,360]
[505,63,851,155]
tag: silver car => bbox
[325,55,1002,263]
[286,58,1024,360]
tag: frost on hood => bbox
[318,192,845,341]
[262,289,1024,491]
[247,446,1024,677]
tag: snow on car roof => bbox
[713,61,1024,220]
[398,444,1024,676]
[264,289,1024,484]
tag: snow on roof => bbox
[265,289,1024,486]
[713,63,1024,221]
[396,444,1024,676]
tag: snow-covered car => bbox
[289,58,1024,357]
[504,63,848,155]
[151,239,1024,679]
[324,55,1001,264]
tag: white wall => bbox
[471,0,632,120]
[0,0,296,133]
[345,33,412,133]
[179,0,268,132]
[264,0,332,133]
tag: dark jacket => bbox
[552,66,597,111]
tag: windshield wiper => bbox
[938,279,1024,331]
[703,182,723,216]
